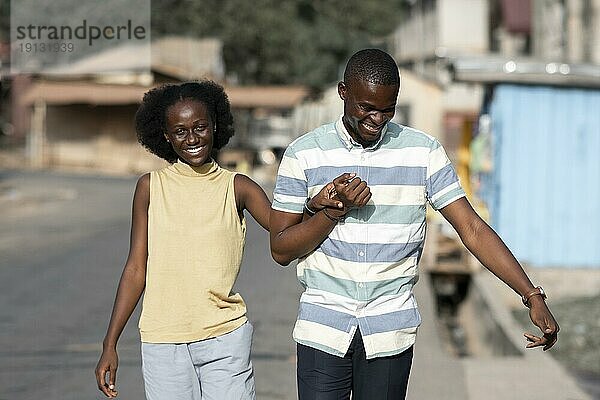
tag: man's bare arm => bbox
[440,197,559,350]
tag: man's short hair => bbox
[343,49,400,86]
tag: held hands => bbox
[331,173,372,210]
[95,348,119,398]
[309,181,343,211]
[309,173,371,221]
[524,296,559,351]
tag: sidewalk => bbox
[408,272,468,399]
[408,271,592,400]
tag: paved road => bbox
[2,170,593,400]
[0,170,300,400]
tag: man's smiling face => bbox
[338,78,399,148]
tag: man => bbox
[270,49,558,400]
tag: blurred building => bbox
[390,0,600,153]
[388,0,600,267]
[5,37,309,173]
[9,37,226,172]
[392,0,600,72]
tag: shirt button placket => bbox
[356,280,365,302]
[357,151,368,300]
[357,250,366,297]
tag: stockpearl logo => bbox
[10,0,151,75]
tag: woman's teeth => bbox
[185,146,204,155]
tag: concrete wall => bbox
[592,0,600,64]
[46,104,137,142]
[397,69,444,139]
[290,86,342,137]
[438,0,489,54]
[443,82,484,113]
[391,0,489,63]
[44,104,166,173]
[391,6,438,62]
[532,0,600,63]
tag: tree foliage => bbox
[0,0,405,87]
[151,0,405,88]
[0,0,10,41]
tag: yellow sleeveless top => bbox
[139,159,247,343]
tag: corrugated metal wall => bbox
[488,84,600,268]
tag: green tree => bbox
[151,0,405,88]
[0,0,10,42]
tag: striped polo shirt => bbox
[273,117,465,359]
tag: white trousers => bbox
[141,322,255,400]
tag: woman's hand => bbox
[308,181,343,212]
[95,347,119,398]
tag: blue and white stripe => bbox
[273,117,465,359]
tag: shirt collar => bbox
[335,115,387,151]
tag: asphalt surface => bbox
[0,170,300,400]
[1,169,595,400]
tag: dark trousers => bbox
[297,329,413,400]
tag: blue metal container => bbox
[482,84,600,267]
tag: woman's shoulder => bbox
[233,173,266,201]
[135,173,151,194]
[131,173,151,208]
[138,172,151,182]
[136,172,151,188]
[233,172,254,186]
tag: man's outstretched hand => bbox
[524,296,559,351]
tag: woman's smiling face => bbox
[164,99,214,166]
